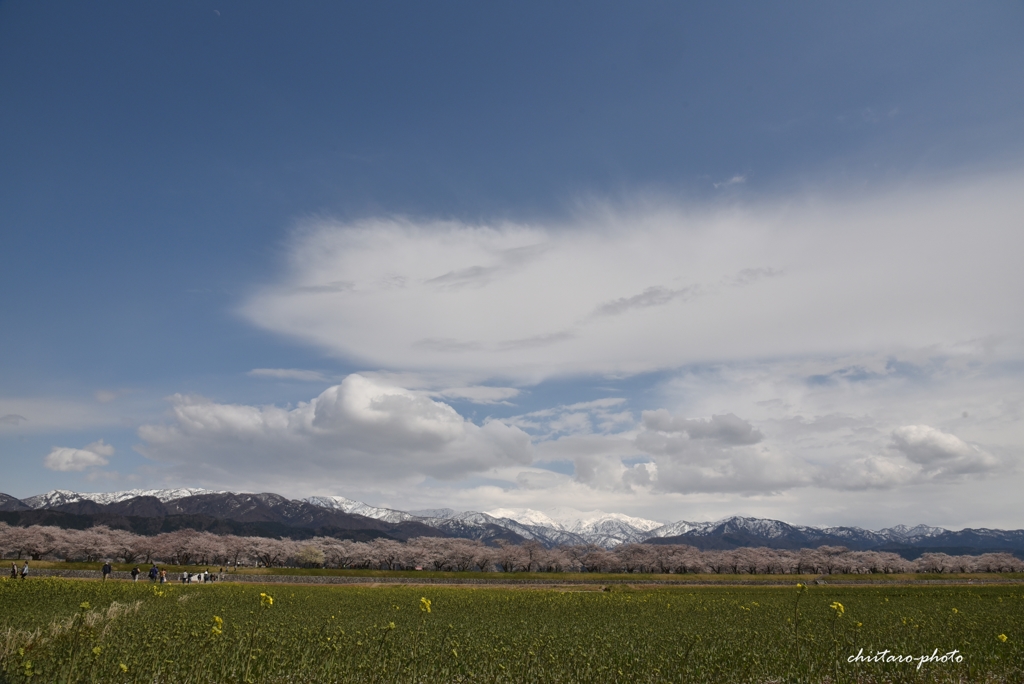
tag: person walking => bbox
[159,569,166,584]
[9,562,16,579]
[131,566,140,582]
[20,562,28,580]
[149,564,159,583]
[102,561,112,581]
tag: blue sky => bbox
[2,1,1023,528]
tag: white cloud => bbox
[44,440,114,472]
[891,425,999,478]
[432,386,520,405]
[101,173,1024,529]
[239,173,1024,383]
[136,374,533,487]
[247,368,330,382]
[639,410,764,446]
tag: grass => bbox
[1,575,1022,682]
[14,559,1024,584]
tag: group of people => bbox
[9,560,224,584]
[179,569,217,584]
[110,563,223,584]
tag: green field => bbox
[1,577,1021,683]
[18,560,1024,585]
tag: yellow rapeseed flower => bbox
[260,592,274,607]
[997,634,1008,642]
[119,663,128,673]
[420,597,432,613]
[830,602,844,616]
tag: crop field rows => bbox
[1,577,1021,683]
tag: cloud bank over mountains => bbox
[12,175,1022,529]
[137,374,533,485]
[122,175,1024,526]
[136,372,1006,521]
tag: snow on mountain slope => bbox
[488,507,662,534]
[648,520,712,537]
[482,506,664,546]
[879,524,947,541]
[23,488,217,509]
[484,508,565,530]
[304,495,416,523]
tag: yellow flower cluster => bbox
[830,602,844,616]
[211,615,224,636]
[997,634,1008,643]
[420,597,432,613]
[260,592,274,608]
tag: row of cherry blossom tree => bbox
[1,523,1020,574]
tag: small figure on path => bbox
[131,566,140,582]
[159,569,166,583]
[102,561,112,581]
[20,562,28,580]
[9,562,16,579]
[149,564,159,582]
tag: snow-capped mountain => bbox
[303,495,417,524]
[648,520,712,538]
[877,524,947,542]
[484,507,665,546]
[485,508,565,529]
[9,488,1024,554]
[22,488,217,509]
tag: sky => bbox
[1,1,1023,530]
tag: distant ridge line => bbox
[2,488,1022,555]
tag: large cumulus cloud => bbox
[890,425,999,478]
[137,374,533,487]
[632,410,809,494]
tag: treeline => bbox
[1,522,1021,574]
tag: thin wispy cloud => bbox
[248,368,330,382]
[713,174,747,189]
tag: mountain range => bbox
[2,489,1022,558]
